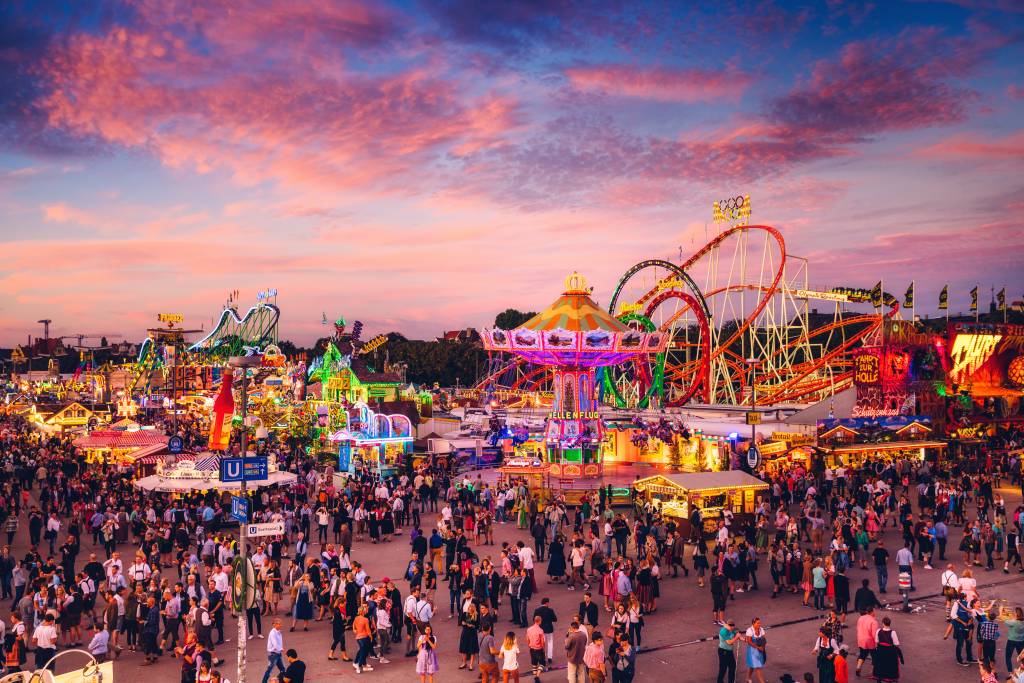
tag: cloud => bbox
[767,29,983,143]
[1009,85,1024,100]
[564,64,752,102]
[915,131,1024,159]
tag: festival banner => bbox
[938,285,948,310]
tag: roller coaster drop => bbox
[478,224,899,407]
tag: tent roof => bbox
[784,387,857,426]
[634,470,768,492]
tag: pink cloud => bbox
[1008,85,1024,100]
[565,65,752,102]
[915,131,1024,159]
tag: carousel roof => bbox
[520,273,628,333]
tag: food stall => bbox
[632,471,769,538]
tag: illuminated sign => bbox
[713,195,752,225]
[657,279,684,291]
[854,352,880,385]
[745,411,762,425]
[157,313,184,324]
[949,334,1001,382]
[796,289,850,303]
[256,289,278,301]
[770,432,815,446]
[360,334,388,355]
[758,441,788,456]
[548,411,600,420]
[618,302,642,315]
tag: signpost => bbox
[745,411,761,425]
[231,496,249,524]
[246,521,285,537]
[220,456,269,483]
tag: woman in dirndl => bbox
[872,617,903,681]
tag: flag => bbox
[904,282,914,308]
[938,285,948,310]
[870,281,883,307]
[970,286,978,312]
[998,288,1006,311]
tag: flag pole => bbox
[911,280,915,322]
[975,285,979,323]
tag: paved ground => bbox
[34,479,1024,682]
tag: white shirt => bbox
[33,623,58,649]
[267,627,283,654]
[941,570,958,590]
[213,571,230,594]
[518,546,535,570]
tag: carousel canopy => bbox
[482,272,667,367]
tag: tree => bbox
[494,309,537,330]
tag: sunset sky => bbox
[1,0,1022,347]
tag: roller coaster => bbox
[477,224,899,407]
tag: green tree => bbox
[494,309,537,330]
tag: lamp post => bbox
[228,354,260,683]
[745,358,759,467]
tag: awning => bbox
[133,470,297,493]
[828,440,947,453]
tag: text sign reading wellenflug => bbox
[247,521,285,537]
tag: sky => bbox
[0,0,1022,347]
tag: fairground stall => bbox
[816,415,946,469]
[73,424,169,466]
[328,401,413,477]
[481,272,666,482]
[632,471,769,538]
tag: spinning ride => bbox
[481,273,666,478]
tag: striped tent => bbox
[520,272,628,333]
[193,454,221,471]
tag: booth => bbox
[632,470,769,538]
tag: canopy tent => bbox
[784,387,857,426]
[134,470,296,493]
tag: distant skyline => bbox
[1,0,1022,346]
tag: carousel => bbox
[481,272,666,481]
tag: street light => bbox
[745,358,760,468]
[228,354,261,683]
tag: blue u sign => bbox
[221,458,244,482]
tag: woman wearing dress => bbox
[499,631,521,683]
[872,617,903,682]
[458,601,480,670]
[744,616,767,683]
[547,535,566,584]
[416,624,439,683]
[958,568,979,604]
[290,573,314,631]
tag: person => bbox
[282,649,306,683]
[833,646,849,683]
[352,603,374,673]
[458,600,480,671]
[872,617,903,682]
[610,632,636,683]
[534,596,558,666]
[416,624,439,683]
[977,658,999,683]
[855,606,879,677]
[500,630,522,683]
[854,580,881,615]
[140,595,162,665]
[1004,606,1024,673]
[526,614,546,681]
[262,619,286,683]
[32,613,58,671]
[895,542,914,592]
[977,609,1001,672]
[578,591,599,640]
[565,620,588,683]
[327,596,350,662]
[718,619,741,683]
[290,573,314,631]
[584,631,607,683]
[744,616,767,683]
[87,622,110,662]
[951,593,977,666]
[812,625,838,683]
[479,623,500,683]
[872,540,889,593]
[711,570,729,626]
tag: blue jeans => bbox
[262,652,285,683]
[355,636,372,666]
[875,565,888,592]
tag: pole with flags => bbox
[904,282,915,321]
[871,280,883,311]
[998,287,1007,324]
[939,284,949,323]
[971,285,979,322]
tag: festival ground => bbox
[24,479,1023,682]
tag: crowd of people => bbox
[0,409,1022,683]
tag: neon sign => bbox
[548,411,600,420]
[949,334,1001,382]
[157,313,184,325]
[618,302,642,315]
